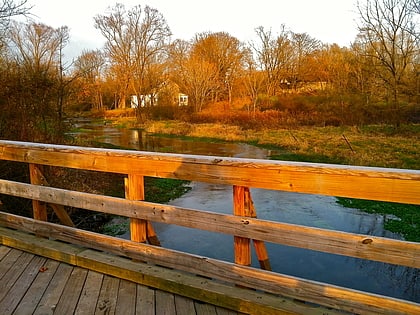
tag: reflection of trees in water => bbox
[352,212,419,302]
[345,250,419,302]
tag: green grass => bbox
[337,198,420,242]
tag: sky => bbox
[25,0,360,61]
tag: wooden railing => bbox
[0,140,419,314]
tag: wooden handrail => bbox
[0,140,419,314]
[0,140,419,204]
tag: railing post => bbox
[233,185,271,270]
[125,174,147,243]
[233,185,251,266]
[29,164,47,221]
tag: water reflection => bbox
[69,118,419,303]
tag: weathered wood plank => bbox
[0,223,85,265]
[0,248,23,280]
[54,267,88,315]
[174,295,196,314]
[96,275,120,315]
[1,186,419,270]
[215,307,242,315]
[33,263,74,315]
[0,140,419,204]
[115,279,137,314]
[0,245,11,260]
[13,259,60,315]
[0,255,46,315]
[195,302,218,315]
[1,219,418,314]
[0,251,33,301]
[74,270,104,315]
[29,164,47,222]
[156,291,176,315]
[28,164,74,226]
[136,285,155,315]
[0,229,338,314]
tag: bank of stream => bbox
[68,117,419,303]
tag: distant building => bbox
[178,93,188,106]
[130,94,158,108]
[130,91,188,107]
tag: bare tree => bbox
[192,32,245,108]
[74,49,105,109]
[357,0,418,125]
[241,48,265,114]
[252,25,294,96]
[290,32,321,89]
[6,21,69,141]
[169,39,218,112]
[0,0,31,30]
[94,4,171,109]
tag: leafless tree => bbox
[169,39,218,112]
[290,32,321,89]
[192,32,245,108]
[6,21,69,140]
[357,0,418,125]
[0,0,31,30]
[252,25,294,96]
[94,4,171,109]
[74,50,105,109]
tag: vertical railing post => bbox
[125,174,147,243]
[233,185,271,270]
[233,185,251,266]
[29,164,47,222]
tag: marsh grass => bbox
[143,121,419,169]
[140,121,419,241]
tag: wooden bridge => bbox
[0,140,419,314]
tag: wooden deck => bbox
[0,243,241,315]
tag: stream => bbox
[69,118,419,303]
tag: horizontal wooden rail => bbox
[1,216,419,315]
[0,179,418,269]
[1,140,419,204]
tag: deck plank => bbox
[175,295,196,314]
[156,290,176,314]
[0,248,22,280]
[0,244,244,315]
[0,251,33,301]
[115,279,137,314]
[136,284,155,315]
[33,263,74,315]
[0,245,11,260]
[54,267,88,314]
[74,270,104,315]
[95,275,120,315]
[13,259,60,315]
[0,255,46,314]
[195,301,218,315]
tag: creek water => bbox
[69,118,419,303]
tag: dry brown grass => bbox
[142,121,419,169]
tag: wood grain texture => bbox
[1,140,419,204]
[0,223,418,315]
[0,184,418,269]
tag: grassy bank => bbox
[140,120,419,241]
[87,114,419,241]
[140,120,419,169]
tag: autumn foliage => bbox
[0,0,419,143]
